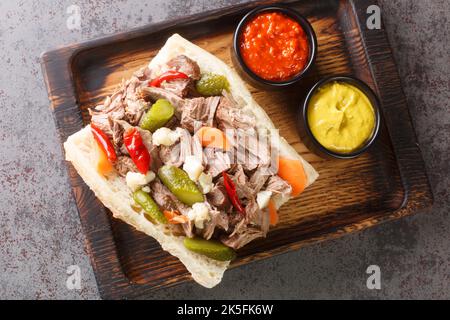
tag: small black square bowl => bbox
[231,5,317,90]
[297,76,381,159]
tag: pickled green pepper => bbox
[140,99,175,132]
[158,165,204,206]
[184,237,236,261]
[133,189,167,224]
[195,73,230,96]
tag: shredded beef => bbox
[249,166,270,193]
[265,175,292,197]
[180,96,220,133]
[221,227,264,250]
[161,78,192,98]
[139,86,184,113]
[89,111,113,136]
[215,93,256,130]
[200,205,229,240]
[86,54,291,249]
[133,67,152,81]
[151,179,194,237]
[158,128,192,167]
[206,183,231,212]
[115,156,138,176]
[230,164,254,200]
[166,55,201,80]
[204,148,231,178]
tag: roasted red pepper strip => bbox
[222,171,245,215]
[91,124,117,163]
[123,128,151,174]
[148,70,189,87]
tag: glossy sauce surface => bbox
[240,12,309,82]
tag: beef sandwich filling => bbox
[89,55,294,254]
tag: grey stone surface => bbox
[0,0,448,299]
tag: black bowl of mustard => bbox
[298,76,381,159]
[232,5,317,90]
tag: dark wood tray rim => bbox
[40,0,433,299]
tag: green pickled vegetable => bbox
[133,189,167,224]
[158,165,204,206]
[195,73,230,96]
[140,99,175,132]
[184,237,236,261]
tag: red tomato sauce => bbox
[239,12,309,82]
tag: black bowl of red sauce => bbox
[232,5,317,89]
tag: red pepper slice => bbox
[123,128,151,174]
[148,70,189,87]
[222,171,245,215]
[91,124,117,163]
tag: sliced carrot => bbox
[94,140,114,176]
[195,127,230,150]
[163,210,189,224]
[277,157,307,197]
[268,199,279,226]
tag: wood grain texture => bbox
[41,0,433,299]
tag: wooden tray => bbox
[41,0,433,299]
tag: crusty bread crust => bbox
[64,34,318,288]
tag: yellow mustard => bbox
[307,82,375,154]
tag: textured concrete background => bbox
[0,0,448,299]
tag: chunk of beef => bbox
[89,112,113,136]
[133,66,152,81]
[102,92,126,119]
[230,164,255,200]
[180,98,204,132]
[139,86,185,114]
[123,77,148,125]
[150,147,164,173]
[151,179,193,237]
[206,183,231,212]
[180,96,220,133]
[108,119,131,155]
[206,97,221,126]
[200,204,229,240]
[115,156,138,177]
[234,130,259,171]
[151,179,190,215]
[89,92,126,137]
[163,114,181,130]
[159,143,181,167]
[109,118,124,151]
[265,175,292,197]
[167,224,185,237]
[249,166,270,193]
[178,128,193,163]
[158,128,192,167]
[161,78,192,98]
[166,55,201,80]
[234,129,272,171]
[221,227,264,250]
[244,199,270,236]
[125,99,147,126]
[191,134,204,164]
[89,78,137,139]
[215,93,256,130]
[204,148,231,178]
